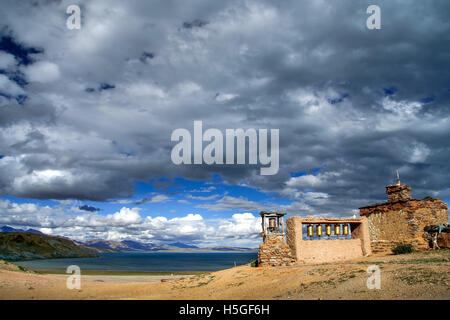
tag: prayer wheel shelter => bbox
[257,212,371,266]
[258,212,295,267]
[286,216,371,264]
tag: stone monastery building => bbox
[258,175,448,266]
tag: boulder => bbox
[437,233,450,248]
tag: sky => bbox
[0,0,449,248]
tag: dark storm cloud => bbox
[182,19,208,29]
[85,83,116,93]
[139,51,154,63]
[0,0,449,215]
[79,204,100,212]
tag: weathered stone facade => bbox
[359,183,448,252]
[257,234,295,267]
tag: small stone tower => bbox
[385,184,412,202]
[257,212,295,267]
[385,170,412,202]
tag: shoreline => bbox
[32,269,209,276]
[7,250,257,262]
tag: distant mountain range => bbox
[0,225,44,235]
[82,239,255,253]
[0,225,257,257]
[169,241,198,249]
[81,239,200,252]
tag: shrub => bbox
[18,265,27,272]
[250,259,258,267]
[392,244,414,255]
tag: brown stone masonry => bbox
[386,184,412,202]
[258,234,295,267]
[360,198,447,251]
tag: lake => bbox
[13,252,258,272]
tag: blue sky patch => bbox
[421,96,435,104]
[0,35,43,65]
[383,87,397,96]
[328,93,349,104]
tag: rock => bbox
[437,233,450,248]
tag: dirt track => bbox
[0,250,449,300]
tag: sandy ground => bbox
[0,250,449,300]
[48,274,194,283]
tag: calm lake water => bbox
[13,252,258,272]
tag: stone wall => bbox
[257,234,295,267]
[294,239,363,264]
[350,217,372,256]
[360,198,448,251]
[286,217,302,260]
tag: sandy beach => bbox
[47,273,194,283]
[0,250,449,300]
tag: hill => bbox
[0,232,98,261]
[119,240,157,251]
[83,240,131,253]
[1,225,44,235]
[210,246,254,252]
[169,242,198,249]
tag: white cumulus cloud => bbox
[24,61,60,83]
